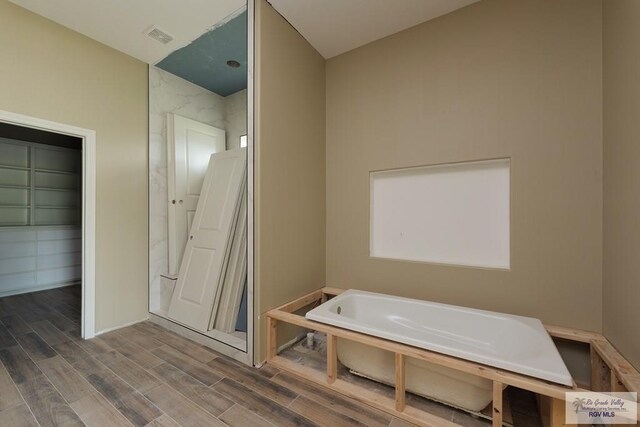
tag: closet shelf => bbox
[0,165,29,171]
[34,186,78,191]
[34,168,79,176]
[0,184,30,190]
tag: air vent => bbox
[144,25,174,45]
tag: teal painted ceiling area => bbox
[157,11,247,97]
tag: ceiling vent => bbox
[144,25,174,45]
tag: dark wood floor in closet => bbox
[0,285,427,426]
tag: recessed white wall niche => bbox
[370,158,510,269]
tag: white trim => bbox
[149,312,251,365]
[150,307,246,351]
[247,0,255,366]
[0,109,97,339]
[82,131,96,338]
[95,317,148,336]
[166,113,177,273]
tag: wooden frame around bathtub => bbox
[266,287,640,427]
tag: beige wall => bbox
[0,1,149,332]
[254,0,326,362]
[603,0,640,370]
[326,0,603,331]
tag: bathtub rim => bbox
[305,288,573,387]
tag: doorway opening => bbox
[0,110,96,339]
[147,0,253,364]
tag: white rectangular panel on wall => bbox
[370,159,510,269]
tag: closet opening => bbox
[0,111,96,340]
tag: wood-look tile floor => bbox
[0,286,425,427]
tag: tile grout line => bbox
[1,332,46,427]
[205,358,313,414]
[218,400,279,427]
[72,325,161,425]
[16,293,145,427]
[142,346,239,420]
[0,351,40,426]
[212,374,321,427]
[286,394,299,409]
[83,347,166,425]
[8,290,442,427]
[20,321,84,411]
[215,402,236,420]
[53,332,141,426]
[149,362,227,420]
[37,351,136,427]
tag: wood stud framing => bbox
[550,398,575,427]
[266,316,277,359]
[327,333,337,384]
[395,353,406,412]
[266,287,640,427]
[492,382,503,427]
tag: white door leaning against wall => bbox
[167,113,225,274]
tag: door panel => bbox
[167,148,246,332]
[179,247,215,304]
[212,179,247,333]
[167,114,226,274]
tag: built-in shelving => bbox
[0,138,80,227]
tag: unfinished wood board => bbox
[278,333,518,426]
[270,354,456,427]
[591,339,640,394]
[492,382,502,427]
[544,325,603,344]
[327,333,337,384]
[590,346,611,392]
[168,148,247,331]
[395,353,406,411]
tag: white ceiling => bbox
[8,0,246,64]
[9,0,479,63]
[269,0,481,59]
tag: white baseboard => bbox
[0,280,81,298]
[95,317,149,336]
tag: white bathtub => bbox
[305,290,572,412]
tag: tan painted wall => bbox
[0,1,149,332]
[325,0,603,332]
[254,0,326,362]
[603,0,640,370]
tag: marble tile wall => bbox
[149,67,246,313]
[225,89,248,149]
